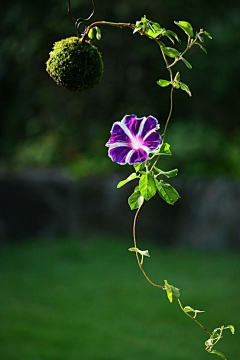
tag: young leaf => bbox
[182,57,192,69]
[88,28,95,39]
[162,46,180,58]
[128,189,144,210]
[195,42,207,54]
[204,30,213,40]
[183,305,204,318]
[128,247,150,257]
[134,163,145,173]
[159,142,172,156]
[157,79,171,87]
[156,180,180,205]
[154,167,178,178]
[164,280,180,303]
[139,172,157,201]
[174,71,180,82]
[227,325,235,335]
[95,27,101,40]
[166,30,181,43]
[174,21,194,38]
[198,34,204,43]
[180,82,192,97]
[117,173,139,188]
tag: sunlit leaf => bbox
[182,57,192,69]
[162,46,180,58]
[174,21,194,38]
[117,173,139,188]
[156,180,180,205]
[157,79,171,87]
[164,280,180,303]
[180,82,192,97]
[154,167,178,178]
[195,42,207,54]
[128,189,144,210]
[139,172,157,201]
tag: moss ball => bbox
[46,37,104,91]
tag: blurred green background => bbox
[1,0,239,178]
[0,1,239,359]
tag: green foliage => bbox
[154,167,178,178]
[174,21,194,38]
[164,280,181,303]
[162,46,180,58]
[128,186,144,210]
[46,37,103,91]
[117,173,139,188]
[156,180,180,205]
[158,143,172,156]
[139,172,157,201]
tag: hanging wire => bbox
[67,0,95,37]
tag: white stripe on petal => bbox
[142,128,160,141]
[120,121,134,140]
[125,150,135,164]
[107,142,130,149]
[137,117,147,137]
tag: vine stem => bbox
[133,204,164,289]
[178,299,211,335]
[82,21,134,42]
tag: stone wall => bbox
[0,170,239,248]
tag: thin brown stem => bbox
[82,21,134,42]
[178,299,211,335]
[133,204,164,289]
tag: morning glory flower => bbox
[106,114,162,165]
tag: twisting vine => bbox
[46,1,235,359]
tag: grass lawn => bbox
[0,236,239,360]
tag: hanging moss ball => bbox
[46,37,104,91]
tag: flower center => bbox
[131,136,143,149]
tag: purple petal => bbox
[122,115,144,136]
[108,146,133,165]
[143,132,162,151]
[106,123,130,145]
[139,116,160,138]
[128,148,148,165]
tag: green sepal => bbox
[164,280,180,303]
[117,173,139,188]
[157,79,171,87]
[154,167,178,178]
[156,180,180,205]
[162,46,180,58]
[128,187,144,210]
[182,57,192,69]
[139,172,157,201]
[174,21,194,38]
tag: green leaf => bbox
[211,350,229,360]
[195,42,207,54]
[88,28,95,39]
[162,46,180,58]
[157,79,171,87]
[174,71,180,82]
[154,167,178,178]
[128,189,144,210]
[182,57,192,69]
[180,82,192,97]
[226,325,235,335]
[117,173,139,188]
[139,172,157,201]
[134,163,145,173]
[166,30,181,43]
[128,247,150,257]
[164,280,180,303]
[95,27,101,40]
[159,143,172,156]
[183,305,204,318]
[174,21,194,38]
[156,180,180,205]
[198,34,204,43]
[204,30,213,40]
